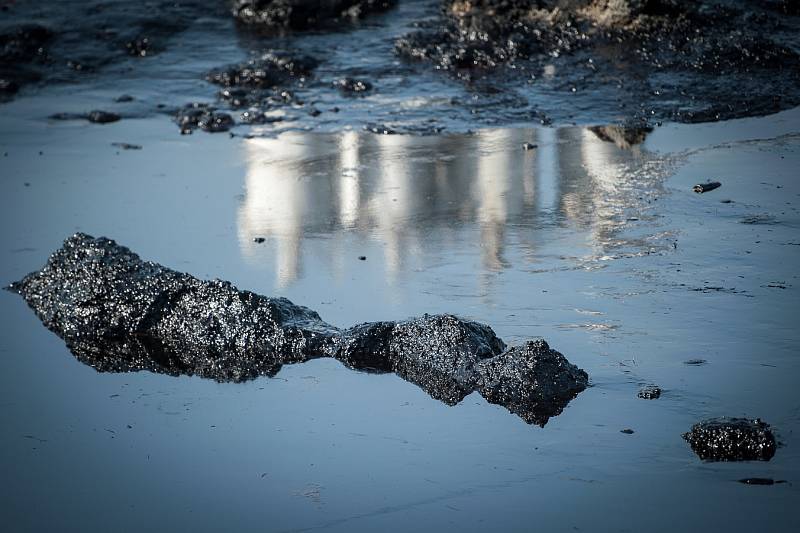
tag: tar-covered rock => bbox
[9,233,589,425]
[476,339,589,426]
[683,417,777,461]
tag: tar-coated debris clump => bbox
[205,52,318,117]
[693,181,722,193]
[175,104,235,133]
[638,385,661,399]
[8,233,589,426]
[683,418,777,462]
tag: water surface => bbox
[1,85,799,530]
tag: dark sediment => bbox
[202,52,319,128]
[5,1,798,128]
[394,0,800,123]
[174,104,235,133]
[0,24,53,101]
[232,0,397,32]
[683,418,777,461]
[8,233,588,425]
[0,1,230,102]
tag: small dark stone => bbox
[683,418,777,461]
[694,182,722,193]
[115,95,135,103]
[684,359,708,366]
[358,255,366,260]
[87,110,121,124]
[620,428,635,434]
[253,237,266,243]
[638,385,661,400]
[308,108,321,117]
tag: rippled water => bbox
[1,81,799,529]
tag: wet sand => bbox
[1,81,799,530]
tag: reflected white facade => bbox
[237,126,666,288]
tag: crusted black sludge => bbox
[9,234,336,382]
[337,316,507,405]
[476,340,589,426]
[683,418,777,461]
[8,233,588,425]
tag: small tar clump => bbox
[683,418,777,462]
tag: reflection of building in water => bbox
[474,129,537,272]
[237,125,661,288]
[237,132,335,287]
